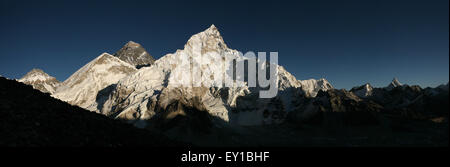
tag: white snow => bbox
[52,53,137,111]
[18,69,60,93]
[96,25,334,126]
[386,77,403,91]
[352,83,373,98]
[298,78,333,97]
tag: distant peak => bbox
[391,77,402,86]
[113,41,155,68]
[203,24,221,36]
[20,68,56,82]
[23,68,50,78]
[125,41,141,47]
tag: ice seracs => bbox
[52,53,137,111]
[19,68,60,93]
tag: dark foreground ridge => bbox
[0,77,183,146]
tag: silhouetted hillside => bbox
[0,77,183,146]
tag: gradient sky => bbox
[0,0,448,89]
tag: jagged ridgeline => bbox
[19,25,334,128]
[18,25,449,134]
[18,68,60,94]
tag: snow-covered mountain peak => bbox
[20,68,54,82]
[97,25,312,125]
[19,68,60,93]
[205,24,219,34]
[183,24,228,55]
[298,78,334,97]
[391,77,402,87]
[350,83,373,98]
[125,41,140,47]
[386,77,403,91]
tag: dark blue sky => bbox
[0,0,448,89]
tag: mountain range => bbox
[14,25,448,146]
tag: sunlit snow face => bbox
[167,51,279,98]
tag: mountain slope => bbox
[0,77,181,146]
[53,53,137,111]
[114,41,155,68]
[18,69,60,93]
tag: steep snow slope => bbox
[19,69,60,93]
[98,25,333,126]
[53,53,137,111]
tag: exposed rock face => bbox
[18,69,60,94]
[97,25,334,126]
[52,53,137,111]
[114,41,155,69]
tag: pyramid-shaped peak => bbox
[202,24,221,36]
[114,41,155,68]
[124,41,142,47]
[183,24,228,52]
[20,68,56,83]
[385,77,403,90]
[23,68,51,78]
[391,77,402,86]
